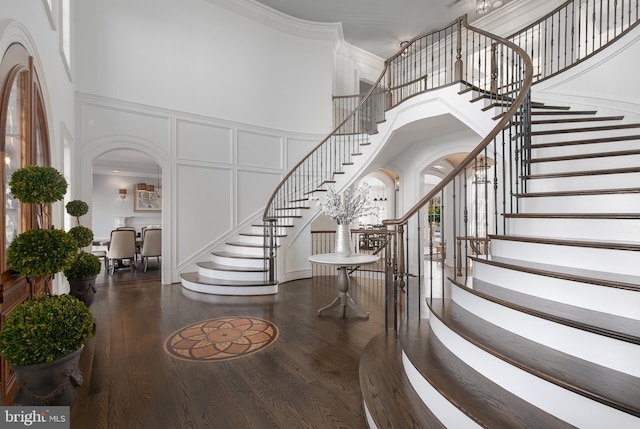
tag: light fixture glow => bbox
[476,0,492,14]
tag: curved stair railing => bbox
[510,0,640,84]
[262,15,528,282]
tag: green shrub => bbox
[0,294,93,366]
[9,166,67,204]
[7,229,77,278]
[68,225,94,248]
[64,251,101,279]
[65,200,89,219]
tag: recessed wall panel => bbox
[177,120,232,164]
[237,170,282,224]
[176,164,232,263]
[82,103,170,150]
[237,130,282,169]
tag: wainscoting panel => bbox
[81,102,171,149]
[236,169,282,225]
[176,164,233,264]
[176,119,233,164]
[237,130,283,169]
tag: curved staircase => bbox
[360,100,640,428]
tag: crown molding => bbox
[204,0,344,46]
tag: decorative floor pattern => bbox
[164,316,279,362]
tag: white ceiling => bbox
[253,0,514,58]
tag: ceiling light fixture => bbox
[400,40,410,56]
[476,0,491,14]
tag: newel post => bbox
[397,224,405,291]
[455,18,463,81]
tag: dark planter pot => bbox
[68,275,97,307]
[11,348,84,406]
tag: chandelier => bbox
[476,0,491,14]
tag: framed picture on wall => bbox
[134,183,161,212]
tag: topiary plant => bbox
[68,225,94,248]
[63,251,101,279]
[7,228,77,279]
[65,200,89,225]
[0,294,93,367]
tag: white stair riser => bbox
[526,172,640,192]
[531,121,625,133]
[506,217,640,241]
[210,254,265,268]
[239,234,279,246]
[490,239,640,277]
[250,226,290,236]
[402,350,481,429]
[428,310,640,429]
[451,285,640,377]
[519,193,640,214]
[224,244,264,256]
[531,140,640,158]
[531,130,640,145]
[197,266,265,281]
[472,262,640,320]
[182,278,277,296]
[530,154,640,175]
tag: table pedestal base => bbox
[317,266,369,318]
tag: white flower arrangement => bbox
[317,185,375,225]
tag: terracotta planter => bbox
[68,275,97,307]
[11,348,84,406]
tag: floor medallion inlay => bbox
[164,316,279,362]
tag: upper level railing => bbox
[510,0,640,84]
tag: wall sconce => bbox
[119,188,127,199]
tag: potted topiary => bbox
[2,165,91,406]
[0,294,93,406]
[64,200,101,307]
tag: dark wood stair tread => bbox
[504,212,640,220]
[454,276,640,343]
[399,317,575,428]
[427,296,640,418]
[196,261,266,273]
[471,254,640,291]
[180,272,276,287]
[360,333,444,428]
[226,241,278,248]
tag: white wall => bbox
[74,0,336,134]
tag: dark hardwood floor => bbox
[70,261,392,429]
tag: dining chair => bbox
[140,228,161,272]
[106,229,137,274]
